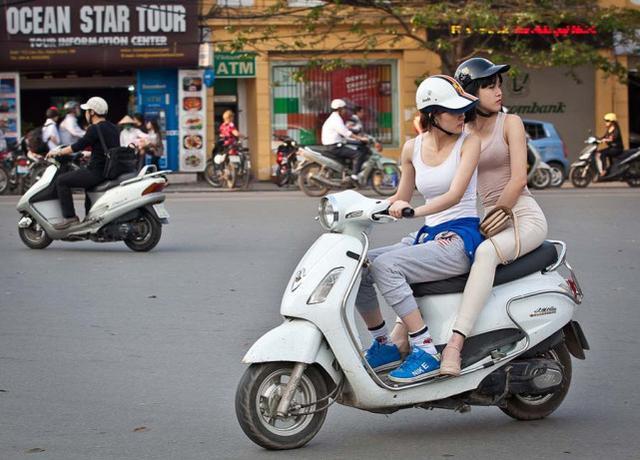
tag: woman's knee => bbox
[474,240,500,265]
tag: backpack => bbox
[96,124,137,179]
[26,126,48,154]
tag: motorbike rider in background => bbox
[45,96,119,230]
[596,112,623,178]
[59,101,86,146]
[321,99,370,182]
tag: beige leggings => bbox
[452,194,548,336]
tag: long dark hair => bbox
[147,119,162,142]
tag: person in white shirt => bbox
[118,115,147,148]
[59,101,86,145]
[42,107,61,150]
[321,99,369,181]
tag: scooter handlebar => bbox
[401,208,415,218]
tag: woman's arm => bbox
[411,134,481,218]
[388,138,416,208]
[494,114,528,209]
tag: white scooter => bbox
[236,190,588,450]
[16,152,170,251]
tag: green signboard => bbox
[214,52,256,78]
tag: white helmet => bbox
[416,75,477,114]
[81,96,108,115]
[330,99,347,110]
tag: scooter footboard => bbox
[242,319,341,385]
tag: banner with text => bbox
[0,1,198,70]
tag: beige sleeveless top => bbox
[476,112,531,207]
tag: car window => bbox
[524,122,547,140]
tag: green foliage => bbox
[207,0,640,80]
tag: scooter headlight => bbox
[307,267,344,305]
[318,196,339,231]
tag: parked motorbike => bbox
[272,135,300,187]
[236,190,587,450]
[0,140,31,195]
[16,150,170,251]
[569,135,640,188]
[296,137,400,197]
[204,139,251,189]
[527,140,552,190]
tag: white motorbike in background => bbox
[16,151,170,251]
[236,190,588,450]
[527,140,553,189]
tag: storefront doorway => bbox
[19,71,135,133]
[628,71,639,148]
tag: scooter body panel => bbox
[301,147,345,173]
[242,319,341,385]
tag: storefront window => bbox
[271,62,398,146]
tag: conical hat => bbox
[118,115,136,125]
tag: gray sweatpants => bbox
[356,233,471,319]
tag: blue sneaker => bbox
[365,340,402,372]
[388,347,441,383]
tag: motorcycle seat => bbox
[411,242,558,297]
[90,172,138,193]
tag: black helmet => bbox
[454,57,510,91]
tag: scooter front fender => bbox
[242,319,341,385]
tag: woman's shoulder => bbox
[503,113,524,129]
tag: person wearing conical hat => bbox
[118,114,147,149]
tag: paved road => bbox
[1,188,639,459]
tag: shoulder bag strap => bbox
[94,123,108,152]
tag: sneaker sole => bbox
[371,359,403,373]
[388,367,441,383]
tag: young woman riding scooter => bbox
[356,75,483,383]
[391,58,548,377]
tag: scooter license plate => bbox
[152,203,170,220]
[229,156,241,164]
[17,165,29,174]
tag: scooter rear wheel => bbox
[500,343,572,421]
[18,220,52,249]
[235,362,328,450]
[124,211,162,252]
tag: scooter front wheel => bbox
[18,220,52,249]
[569,165,593,188]
[235,362,328,450]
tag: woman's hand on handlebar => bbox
[389,200,412,218]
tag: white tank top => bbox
[413,132,478,227]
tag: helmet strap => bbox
[431,117,455,136]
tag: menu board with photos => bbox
[178,69,206,172]
[0,73,21,146]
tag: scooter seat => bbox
[89,172,137,193]
[411,242,559,297]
